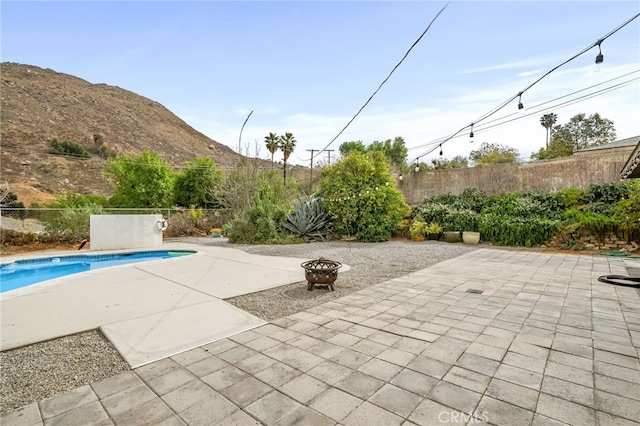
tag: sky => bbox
[2,1,639,167]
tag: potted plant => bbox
[410,220,428,242]
[425,222,442,240]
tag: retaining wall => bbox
[400,145,635,205]
[90,214,164,250]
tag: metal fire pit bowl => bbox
[301,258,342,291]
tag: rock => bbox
[584,243,596,250]
[208,144,215,150]
[20,160,31,166]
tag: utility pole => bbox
[324,149,335,165]
[307,149,320,193]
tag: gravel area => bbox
[0,239,478,414]
[215,239,479,321]
[0,330,129,414]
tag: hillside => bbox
[0,62,248,205]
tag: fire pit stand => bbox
[301,258,342,291]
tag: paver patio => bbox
[2,248,639,425]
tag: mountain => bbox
[0,62,248,205]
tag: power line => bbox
[414,77,639,158]
[408,69,640,154]
[315,1,450,157]
[413,12,640,162]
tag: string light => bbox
[517,93,524,110]
[469,123,475,142]
[439,144,443,156]
[415,158,420,172]
[595,39,604,65]
[399,172,403,181]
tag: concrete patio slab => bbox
[1,243,324,363]
[101,299,266,367]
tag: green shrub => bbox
[430,188,486,213]
[525,190,566,219]
[414,203,477,232]
[612,180,640,239]
[228,177,291,244]
[559,187,586,209]
[105,151,175,208]
[174,157,223,208]
[410,220,428,239]
[42,204,103,242]
[320,151,410,242]
[414,203,450,225]
[51,139,91,159]
[47,191,110,208]
[479,214,560,246]
[588,182,629,205]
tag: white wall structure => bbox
[90,215,165,250]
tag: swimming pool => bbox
[0,250,195,293]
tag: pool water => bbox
[0,250,195,293]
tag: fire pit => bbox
[301,258,342,291]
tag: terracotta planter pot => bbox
[463,231,480,245]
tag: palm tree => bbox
[264,132,279,168]
[540,113,557,148]
[278,132,297,183]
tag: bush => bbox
[559,187,586,209]
[46,191,110,208]
[410,220,428,240]
[42,204,103,242]
[479,214,560,247]
[431,188,486,212]
[1,229,39,246]
[174,157,223,208]
[320,151,410,242]
[588,182,629,205]
[612,180,640,240]
[228,176,291,244]
[51,139,91,159]
[414,203,478,232]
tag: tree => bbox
[264,132,279,167]
[531,126,574,160]
[278,132,296,183]
[531,113,616,160]
[174,157,223,208]
[469,142,519,166]
[369,137,408,169]
[320,151,410,242]
[105,151,174,208]
[539,113,557,148]
[341,137,408,169]
[339,141,366,157]
[563,113,616,150]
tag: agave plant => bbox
[283,194,333,241]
